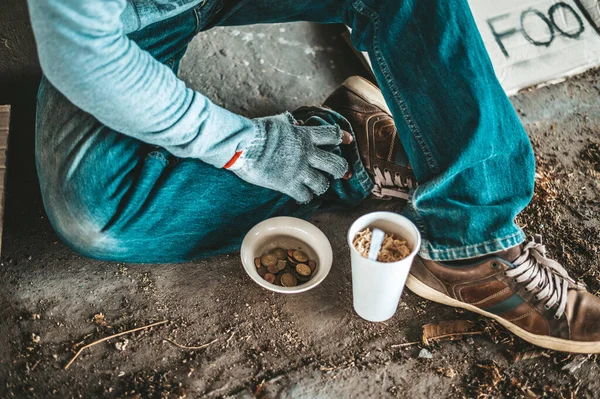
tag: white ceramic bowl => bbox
[240,216,333,294]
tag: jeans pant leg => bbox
[343,0,535,260]
[35,4,371,263]
[37,0,535,263]
[217,0,535,261]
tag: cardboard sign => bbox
[470,0,600,95]
[350,0,600,95]
[579,0,600,28]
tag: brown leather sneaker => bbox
[407,235,600,353]
[324,76,416,200]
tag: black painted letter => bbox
[549,2,585,39]
[520,9,555,47]
[487,13,518,58]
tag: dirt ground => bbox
[1,23,599,399]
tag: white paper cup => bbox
[348,212,421,322]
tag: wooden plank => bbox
[0,129,7,148]
[0,107,9,130]
[0,105,10,257]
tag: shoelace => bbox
[371,165,415,200]
[506,235,575,319]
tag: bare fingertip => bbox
[341,130,353,144]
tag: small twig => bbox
[31,360,40,371]
[73,333,93,349]
[510,350,549,363]
[320,363,354,372]
[390,341,420,348]
[64,320,168,369]
[164,337,218,351]
[226,331,236,344]
[320,360,355,372]
[254,379,265,398]
[425,330,484,343]
[392,330,485,348]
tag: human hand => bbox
[229,112,353,203]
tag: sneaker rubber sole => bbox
[406,274,600,353]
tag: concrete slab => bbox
[179,23,367,117]
[0,22,599,398]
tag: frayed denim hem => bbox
[418,229,526,261]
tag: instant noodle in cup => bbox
[348,212,421,322]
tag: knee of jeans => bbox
[44,196,120,260]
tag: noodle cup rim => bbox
[347,212,421,266]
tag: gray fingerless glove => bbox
[228,112,349,203]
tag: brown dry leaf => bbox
[533,169,558,203]
[511,377,539,398]
[421,320,480,345]
[91,313,107,326]
[510,350,547,363]
[435,367,456,378]
[476,362,502,387]
[525,389,539,399]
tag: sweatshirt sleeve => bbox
[27,0,256,168]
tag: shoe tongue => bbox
[494,244,524,264]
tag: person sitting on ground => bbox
[28,0,600,353]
